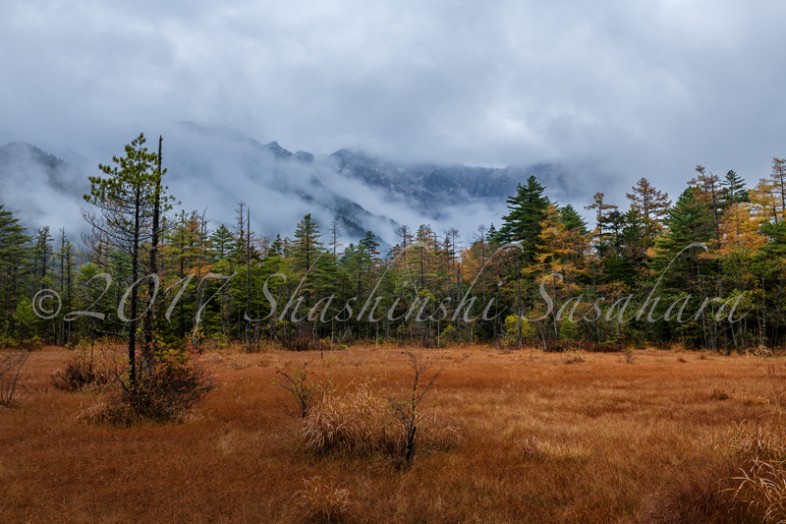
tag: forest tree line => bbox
[2,134,786,353]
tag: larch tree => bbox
[626,177,671,245]
[584,192,618,236]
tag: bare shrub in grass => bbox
[389,351,441,469]
[0,350,28,407]
[765,364,786,414]
[518,435,589,463]
[520,436,547,461]
[51,350,113,391]
[289,476,355,524]
[275,363,323,419]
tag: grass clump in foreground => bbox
[297,352,460,469]
[286,476,356,524]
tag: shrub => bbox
[0,350,28,407]
[503,314,536,346]
[87,353,212,425]
[558,318,579,342]
[275,363,322,419]
[51,351,113,391]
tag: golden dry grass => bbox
[1,345,785,523]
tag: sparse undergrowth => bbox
[4,346,786,523]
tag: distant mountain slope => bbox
[0,123,607,247]
[0,142,86,232]
[327,149,583,217]
[0,142,82,197]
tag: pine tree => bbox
[533,203,589,340]
[84,133,166,388]
[329,218,341,258]
[718,203,765,255]
[657,187,715,260]
[291,214,323,308]
[32,226,53,281]
[558,204,588,234]
[209,224,235,261]
[690,166,722,247]
[0,204,30,338]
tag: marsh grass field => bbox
[1,345,785,523]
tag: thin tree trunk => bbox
[129,185,141,390]
[143,136,163,375]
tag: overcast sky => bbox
[1,0,785,207]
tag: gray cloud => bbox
[1,0,785,223]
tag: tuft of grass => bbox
[733,459,786,523]
[290,476,355,524]
[301,384,459,461]
[302,385,403,457]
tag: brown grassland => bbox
[1,345,785,523]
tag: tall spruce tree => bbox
[496,175,550,264]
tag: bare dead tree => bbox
[389,351,441,469]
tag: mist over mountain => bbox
[0,123,611,250]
